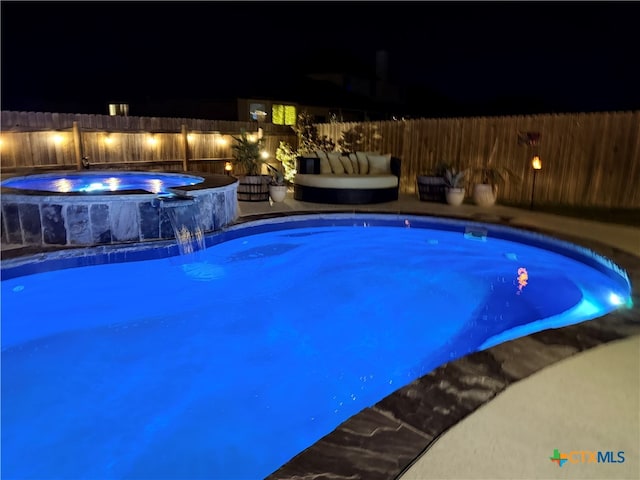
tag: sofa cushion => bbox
[294,174,398,189]
[367,153,392,175]
[339,155,354,174]
[315,150,332,174]
[348,153,360,174]
[327,152,345,174]
[355,151,370,174]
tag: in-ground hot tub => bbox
[0,171,239,247]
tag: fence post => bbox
[72,121,83,169]
[181,124,189,171]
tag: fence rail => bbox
[1,110,638,208]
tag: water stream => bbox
[159,196,207,255]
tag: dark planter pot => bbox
[417,175,447,203]
[237,175,270,202]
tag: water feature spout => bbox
[151,194,195,208]
[152,193,204,255]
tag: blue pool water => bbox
[1,216,631,479]
[0,171,204,194]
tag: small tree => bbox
[275,141,297,182]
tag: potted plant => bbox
[471,164,520,207]
[266,162,287,202]
[471,139,519,207]
[443,167,467,206]
[231,129,269,201]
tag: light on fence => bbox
[52,134,64,145]
[532,155,542,170]
[104,134,114,145]
[187,134,194,142]
[247,134,257,143]
[215,137,228,146]
[260,150,269,159]
[225,161,233,175]
[147,135,158,146]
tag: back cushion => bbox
[316,150,332,174]
[339,155,354,174]
[327,152,345,174]
[355,151,370,175]
[367,153,392,175]
[348,153,360,174]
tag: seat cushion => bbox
[294,174,398,189]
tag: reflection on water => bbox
[53,178,72,192]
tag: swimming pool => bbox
[1,214,631,479]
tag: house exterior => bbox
[127,49,414,124]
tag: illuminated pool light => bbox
[609,292,625,306]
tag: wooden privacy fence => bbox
[2,110,638,208]
[0,111,297,176]
[316,111,640,209]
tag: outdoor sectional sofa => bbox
[293,151,401,204]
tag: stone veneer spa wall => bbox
[1,175,238,247]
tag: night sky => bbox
[2,1,639,117]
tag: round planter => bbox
[472,183,497,207]
[269,185,287,202]
[445,187,465,206]
[416,175,446,203]
[237,175,270,202]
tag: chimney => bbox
[376,50,389,82]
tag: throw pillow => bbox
[367,153,392,175]
[327,152,345,174]
[348,153,359,174]
[339,154,354,174]
[316,150,332,174]
[355,151,369,175]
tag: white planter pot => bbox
[473,183,497,207]
[269,185,287,202]
[445,187,465,206]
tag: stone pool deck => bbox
[237,193,640,480]
[2,191,639,479]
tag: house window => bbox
[272,104,296,126]
[250,103,267,122]
[108,103,129,116]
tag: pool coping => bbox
[1,211,639,479]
